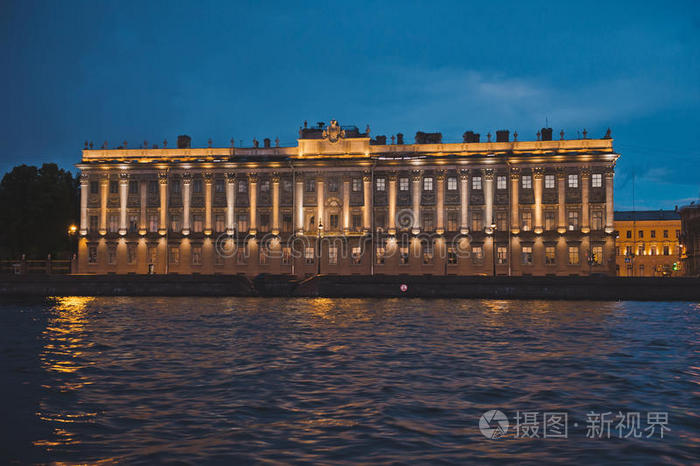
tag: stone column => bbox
[226,173,236,235]
[182,173,191,235]
[79,173,88,235]
[388,172,397,235]
[533,167,544,234]
[411,170,422,234]
[158,172,168,236]
[204,173,213,235]
[139,179,147,235]
[557,168,566,234]
[581,168,590,234]
[460,169,469,233]
[119,173,128,236]
[99,174,109,236]
[295,176,304,233]
[510,167,520,235]
[272,173,280,235]
[605,166,615,234]
[316,176,325,230]
[343,177,350,234]
[436,170,445,234]
[362,171,371,232]
[483,169,494,229]
[249,173,258,236]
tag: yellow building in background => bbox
[614,211,683,277]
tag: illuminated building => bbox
[75,121,619,276]
[679,203,700,276]
[614,211,683,277]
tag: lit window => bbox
[545,174,555,189]
[193,215,203,233]
[591,211,603,230]
[399,177,409,191]
[472,211,483,232]
[568,174,578,188]
[497,246,508,264]
[522,246,533,265]
[472,176,482,190]
[521,211,532,231]
[545,211,556,230]
[88,246,97,263]
[447,177,457,190]
[376,245,386,264]
[352,246,362,264]
[108,215,119,233]
[497,176,507,190]
[305,179,315,193]
[282,247,291,265]
[592,246,603,264]
[376,178,386,191]
[592,173,602,188]
[447,212,459,232]
[448,247,458,264]
[148,245,157,264]
[148,214,158,232]
[328,177,339,192]
[422,241,433,264]
[237,214,248,233]
[259,245,268,265]
[400,246,409,264]
[545,246,556,265]
[169,246,179,265]
[238,181,247,193]
[215,178,225,193]
[471,246,483,263]
[496,211,508,231]
[215,215,225,233]
[305,247,314,264]
[260,180,270,192]
[521,175,532,189]
[568,211,579,230]
[352,178,362,192]
[568,246,579,265]
[129,215,138,233]
[328,246,338,265]
[423,177,433,191]
[170,214,181,232]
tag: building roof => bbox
[614,210,680,221]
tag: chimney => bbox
[264,138,271,148]
[396,133,404,144]
[463,131,480,143]
[541,128,553,141]
[495,130,510,142]
[177,135,191,149]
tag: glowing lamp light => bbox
[68,225,78,235]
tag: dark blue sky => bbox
[2,0,699,209]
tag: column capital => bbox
[100,173,110,184]
[410,169,422,181]
[271,172,281,183]
[158,172,169,184]
[226,172,236,183]
[459,169,469,180]
[510,167,520,180]
[203,172,213,184]
[79,173,89,184]
[436,169,446,181]
[533,167,544,179]
[604,165,615,176]
[362,171,371,182]
[119,172,129,183]
[580,167,591,178]
[182,172,192,184]
[248,172,258,183]
[483,168,494,180]
[556,167,567,179]
[388,171,398,182]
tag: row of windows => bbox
[619,245,676,256]
[88,243,601,268]
[625,229,679,239]
[90,172,605,197]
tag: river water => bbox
[1,297,698,464]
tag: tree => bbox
[0,164,78,259]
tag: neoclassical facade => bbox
[76,121,619,276]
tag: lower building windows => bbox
[352,214,362,232]
[447,212,459,232]
[496,211,507,232]
[127,244,137,264]
[215,215,225,233]
[129,215,138,233]
[259,245,268,265]
[568,211,579,231]
[148,245,157,264]
[305,247,314,264]
[192,246,202,265]
[568,246,579,265]
[149,214,158,232]
[352,247,362,264]
[591,210,603,230]
[330,214,339,230]
[88,246,97,263]
[472,211,483,232]
[169,246,179,265]
[259,213,270,233]
[171,215,181,232]
[471,246,483,264]
[89,215,98,233]
[663,245,670,256]
[448,247,458,264]
[422,213,434,232]
[376,245,386,264]
[107,246,117,265]
[237,215,248,233]
[329,246,338,265]
[497,246,508,265]
[237,246,247,264]
[422,241,433,264]
[282,247,291,265]
[521,211,532,232]
[215,252,224,266]
[592,246,603,265]
[400,246,409,264]
[545,246,556,265]
[545,211,556,231]
[282,214,293,233]
[522,246,533,265]
[108,215,118,233]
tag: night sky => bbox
[2,1,699,209]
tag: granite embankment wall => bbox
[0,274,698,301]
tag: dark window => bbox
[128,180,138,194]
[109,180,118,194]
[90,181,98,194]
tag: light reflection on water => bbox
[1,297,699,463]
